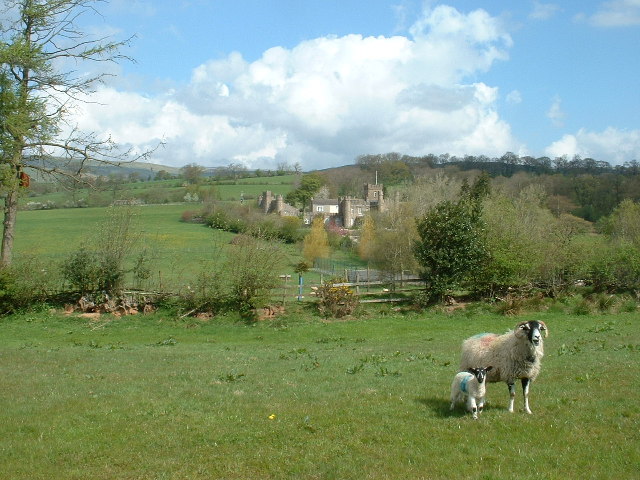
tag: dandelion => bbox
[268,414,276,420]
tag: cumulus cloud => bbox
[578,0,640,27]
[71,4,521,169]
[545,127,640,164]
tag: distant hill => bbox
[24,158,182,181]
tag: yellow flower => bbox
[268,414,276,420]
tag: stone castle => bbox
[259,182,385,228]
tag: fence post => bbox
[298,274,303,301]
[355,271,360,295]
[367,266,370,293]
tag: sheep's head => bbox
[468,366,493,384]
[515,320,548,346]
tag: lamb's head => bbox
[515,320,548,347]
[468,366,493,384]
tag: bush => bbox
[223,235,286,317]
[317,278,359,318]
[0,258,56,313]
[205,204,303,244]
[589,241,640,293]
[60,206,140,296]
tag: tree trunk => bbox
[1,183,19,267]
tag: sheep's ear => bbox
[539,321,548,337]
[517,321,530,330]
[486,366,493,371]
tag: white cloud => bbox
[545,127,640,164]
[579,0,640,27]
[69,4,522,169]
[506,89,522,104]
[529,1,561,20]
[547,96,566,127]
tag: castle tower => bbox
[342,196,353,228]
[261,191,273,213]
[276,194,284,215]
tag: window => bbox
[316,205,324,212]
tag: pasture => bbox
[13,204,314,292]
[1,307,638,479]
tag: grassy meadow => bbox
[13,203,316,292]
[0,307,638,479]
[23,175,296,206]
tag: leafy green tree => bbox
[154,170,173,181]
[0,0,149,266]
[599,199,640,245]
[286,173,325,214]
[413,177,489,303]
[180,163,206,184]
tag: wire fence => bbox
[313,258,421,283]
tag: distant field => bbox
[13,204,311,291]
[22,175,297,206]
[0,308,638,479]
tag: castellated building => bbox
[257,191,300,217]
[310,183,385,228]
[258,183,386,228]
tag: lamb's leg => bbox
[477,396,485,415]
[507,382,515,412]
[522,378,532,414]
[469,396,478,420]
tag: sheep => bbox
[449,366,493,419]
[459,320,548,414]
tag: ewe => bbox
[460,320,548,414]
[450,366,493,419]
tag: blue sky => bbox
[67,0,640,169]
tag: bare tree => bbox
[0,0,153,265]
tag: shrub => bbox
[278,216,304,243]
[0,259,55,313]
[60,247,100,295]
[317,278,359,318]
[589,241,640,293]
[222,235,287,317]
[60,206,140,296]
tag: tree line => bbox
[355,152,640,222]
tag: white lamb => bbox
[449,367,493,419]
[460,320,548,414]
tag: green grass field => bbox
[13,204,316,292]
[1,307,638,479]
[23,175,296,206]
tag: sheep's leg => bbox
[477,396,485,414]
[468,396,478,419]
[522,378,532,414]
[450,391,459,411]
[507,382,515,412]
